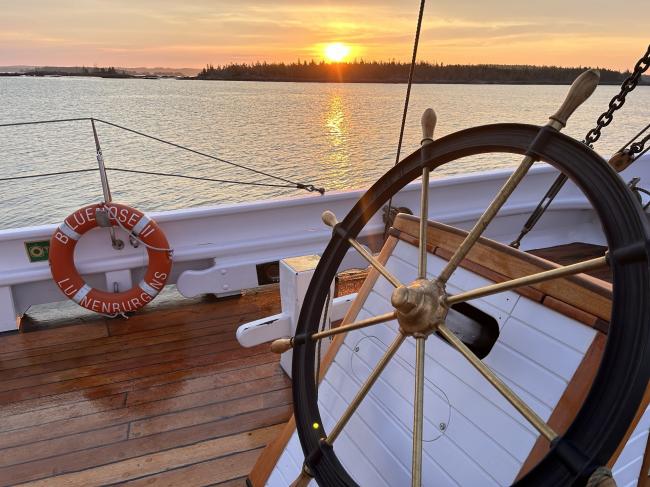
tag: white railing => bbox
[3,158,646,332]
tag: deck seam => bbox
[1,404,292,485]
[0,360,285,437]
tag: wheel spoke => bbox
[437,155,535,284]
[315,311,398,341]
[438,324,557,442]
[447,255,608,305]
[418,168,430,280]
[289,465,313,487]
[411,336,426,487]
[418,108,436,280]
[270,311,397,354]
[322,210,402,288]
[327,332,406,444]
[437,70,601,285]
[348,237,402,288]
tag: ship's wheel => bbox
[284,71,650,486]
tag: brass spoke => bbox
[437,156,535,284]
[437,70,600,285]
[327,332,406,444]
[289,466,313,487]
[270,311,397,354]
[447,255,608,305]
[322,210,402,288]
[411,336,426,487]
[418,108,436,280]
[438,324,557,442]
[288,333,405,485]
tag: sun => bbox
[324,42,351,63]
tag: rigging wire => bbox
[510,44,650,249]
[618,121,650,153]
[383,0,427,238]
[104,167,298,189]
[92,118,324,193]
[0,168,97,182]
[0,117,324,193]
[0,117,91,128]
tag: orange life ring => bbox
[49,202,173,315]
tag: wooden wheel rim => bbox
[291,123,650,486]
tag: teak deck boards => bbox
[0,234,614,487]
[0,287,291,487]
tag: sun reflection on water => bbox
[322,91,353,187]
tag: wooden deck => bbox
[0,238,610,487]
[0,286,291,486]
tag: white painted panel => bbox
[612,406,650,487]
[266,468,288,487]
[350,320,539,462]
[484,342,567,409]
[319,379,412,487]
[511,298,596,353]
[268,233,608,486]
[389,241,520,315]
[498,317,585,381]
[324,361,459,486]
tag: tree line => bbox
[197,60,644,85]
[23,66,132,78]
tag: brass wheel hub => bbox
[391,279,448,337]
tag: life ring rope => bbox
[49,202,173,316]
[110,210,173,254]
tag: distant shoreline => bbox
[2,61,647,85]
[0,73,639,86]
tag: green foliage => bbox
[196,60,640,85]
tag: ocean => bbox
[0,76,648,229]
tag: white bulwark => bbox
[0,159,647,332]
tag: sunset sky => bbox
[1,0,647,70]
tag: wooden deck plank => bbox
[1,293,276,362]
[0,341,268,405]
[0,350,277,421]
[0,322,108,354]
[119,448,263,487]
[0,396,291,485]
[0,354,281,449]
[0,372,287,438]
[0,330,244,387]
[212,477,249,487]
[0,424,129,468]
[129,386,291,438]
[0,271,365,486]
[0,317,247,379]
[14,426,279,487]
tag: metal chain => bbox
[583,44,650,147]
[629,131,650,156]
[510,45,650,249]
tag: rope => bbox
[104,167,297,189]
[108,208,174,254]
[0,168,97,182]
[383,0,427,237]
[585,467,616,487]
[0,117,91,128]
[92,118,324,193]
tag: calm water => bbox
[0,77,648,229]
